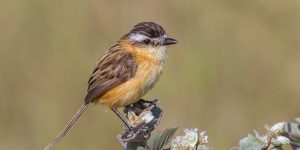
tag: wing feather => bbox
[84,44,138,104]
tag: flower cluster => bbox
[171,128,209,150]
[255,122,290,147]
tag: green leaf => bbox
[150,127,178,150]
[158,128,178,149]
[148,132,163,150]
[239,135,265,150]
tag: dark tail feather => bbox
[44,103,89,150]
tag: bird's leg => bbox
[112,108,133,131]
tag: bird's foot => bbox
[124,99,159,116]
[137,99,158,108]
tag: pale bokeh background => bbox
[1,0,300,149]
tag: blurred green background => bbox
[1,0,300,149]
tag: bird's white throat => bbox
[147,45,168,62]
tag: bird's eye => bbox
[142,39,151,44]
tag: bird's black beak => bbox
[162,38,178,45]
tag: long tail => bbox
[44,103,89,150]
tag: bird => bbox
[44,22,177,150]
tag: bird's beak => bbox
[162,38,178,45]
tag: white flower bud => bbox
[272,136,290,145]
[271,122,286,132]
[141,111,154,123]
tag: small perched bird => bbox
[44,22,177,150]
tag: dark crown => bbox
[126,22,166,38]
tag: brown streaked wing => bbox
[84,45,138,104]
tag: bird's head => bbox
[120,22,177,61]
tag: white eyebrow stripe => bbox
[129,33,148,42]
